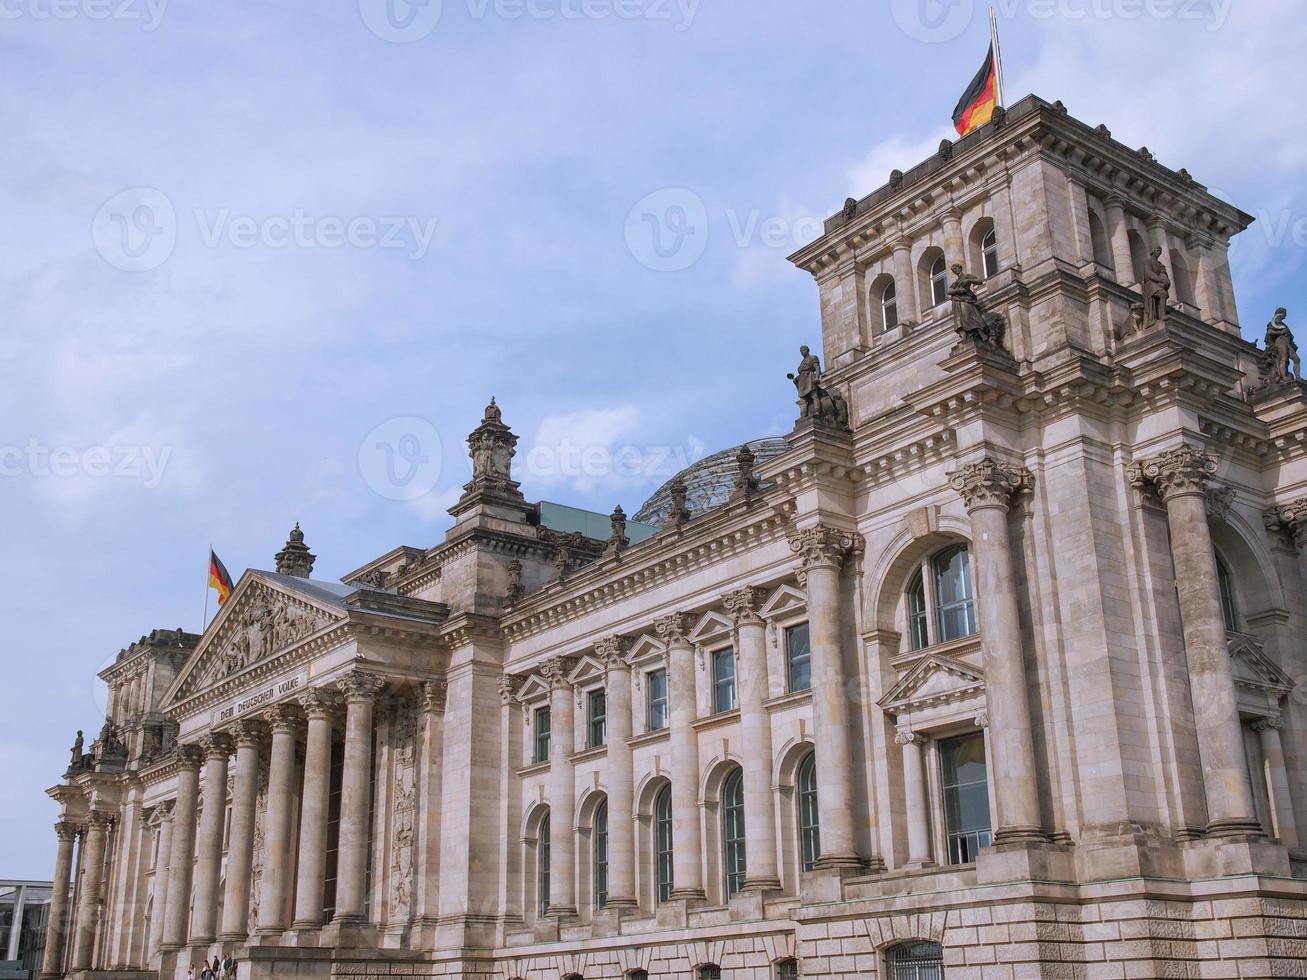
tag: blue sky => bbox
[3,0,1306,877]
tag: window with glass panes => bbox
[906,544,977,650]
[533,706,551,763]
[698,966,722,980]
[929,254,948,306]
[537,812,551,916]
[1217,554,1238,631]
[712,649,737,712]
[654,783,674,902]
[722,767,747,897]
[981,227,999,278]
[940,732,992,864]
[776,960,800,980]
[646,668,668,731]
[785,622,811,693]
[887,941,944,980]
[593,799,608,908]
[797,752,820,871]
[588,689,606,747]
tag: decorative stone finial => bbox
[729,445,759,502]
[605,505,629,556]
[461,397,522,501]
[275,523,316,578]
[668,476,691,528]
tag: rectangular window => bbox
[940,733,992,865]
[588,689,606,748]
[712,648,737,713]
[646,668,668,731]
[534,706,552,764]
[785,622,811,693]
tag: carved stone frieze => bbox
[192,585,332,693]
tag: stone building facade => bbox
[43,96,1307,979]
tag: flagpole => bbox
[989,6,1006,109]
[202,543,211,631]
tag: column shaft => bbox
[659,616,705,899]
[546,661,577,915]
[1257,721,1300,848]
[600,638,637,908]
[257,707,302,934]
[190,735,233,943]
[1105,198,1134,283]
[292,697,335,929]
[729,597,780,890]
[892,241,919,326]
[897,733,933,866]
[70,816,110,971]
[221,724,264,939]
[332,673,383,925]
[161,749,202,949]
[39,823,77,978]
[146,810,173,957]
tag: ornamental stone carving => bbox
[296,687,340,720]
[539,656,577,690]
[497,674,521,706]
[265,702,304,734]
[788,524,856,571]
[177,743,205,770]
[654,612,695,646]
[595,635,632,672]
[787,346,850,429]
[1265,497,1307,548]
[948,458,1033,513]
[1206,485,1236,521]
[336,671,386,704]
[1127,446,1217,501]
[195,587,330,691]
[54,820,80,842]
[1252,717,1283,734]
[1260,308,1300,387]
[199,733,234,759]
[894,731,927,747]
[153,800,175,822]
[274,523,316,579]
[422,679,449,713]
[723,586,768,627]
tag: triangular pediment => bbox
[515,674,550,703]
[626,633,666,668]
[878,653,985,713]
[688,610,733,646]
[568,654,606,686]
[1229,635,1294,695]
[168,572,347,704]
[759,584,807,620]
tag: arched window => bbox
[698,966,723,980]
[881,279,899,331]
[1217,554,1238,631]
[981,228,998,279]
[929,254,949,307]
[797,752,820,871]
[886,940,944,980]
[722,767,747,898]
[776,959,800,980]
[538,812,551,917]
[593,799,608,909]
[905,544,978,650]
[654,783,674,902]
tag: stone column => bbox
[948,459,1045,844]
[190,733,233,943]
[161,745,203,949]
[941,207,963,267]
[70,813,111,971]
[331,672,384,925]
[891,238,918,327]
[1104,195,1134,283]
[257,704,303,935]
[895,731,933,867]
[416,680,448,927]
[725,587,781,890]
[220,721,265,940]
[542,656,578,916]
[1254,719,1299,848]
[292,691,338,930]
[790,526,861,868]
[597,638,637,908]
[146,804,174,957]
[1129,448,1261,836]
[39,821,79,978]
[656,613,706,898]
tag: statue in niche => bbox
[949,264,1006,349]
[1141,246,1171,327]
[1263,308,1301,385]
[787,346,848,427]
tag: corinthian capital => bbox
[54,820,80,842]
[947,458,1033,513]
[789,524,856,571]
[538,655,577,690]
[894,730,927,747]
[497,674,521,706]
[722,586,768,627]
[423,679,449,713]
[1127,445,1216,501]
[654,612,695,646]
[1264,497,1307,548]
[595,635,632,673]
[176,743,205,770]
[296,687,340,721]
[199,733,234,759]
[336,671,386,704]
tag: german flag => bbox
[952,44,998,137]
[208,549,235,606]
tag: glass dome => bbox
[633,437,788,528]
